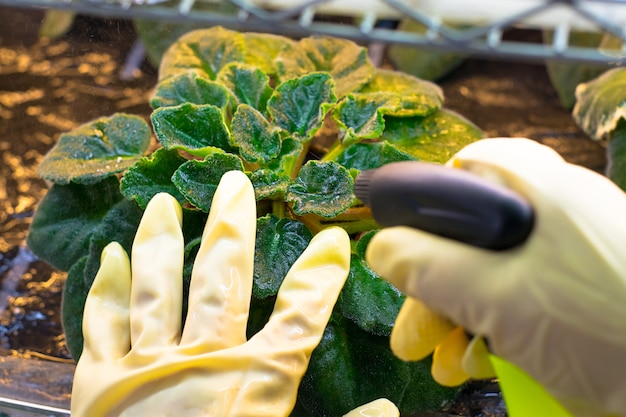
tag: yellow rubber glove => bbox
[366,138,626,417]
[71,170,351,417]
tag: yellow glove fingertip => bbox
[462,336,496,380]
[390,298,455,362]
[343,398,399,417]
[432,326,471,387]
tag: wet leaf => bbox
[120,148,187,209]
[358,69,444,117]
[265,137,303,178]
[37,114,151,185]
[299,317,459,416]
[231,104,281,164]
[150,71,234,110]
[381,109,484,163]
[172,153,244,212]
[151,103,236,156]
[330,142,417,171]
[286,160,354,217]
[277,36,375,97]
[253,215,312,299]
[267,73,337,141]
[159,26,247,81]
[83,199,144,286]
[333,95,386,145]
[217,63,273,113]
[340,232,405,336]
[248,169,291,200]
[573,67,626,140]
[27,176,123,271]
[62,256,90,360]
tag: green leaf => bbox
[27,176,123,271]
[242,32,295,75]
[387,19,466,82]
[217,63,273,113]
[248,169,291,200]
[277,36,375,97]
[231,104,281,164]
[253,215,312,299]
[606,119,626,191]
[340,232,405,336]
[37,114,151,185]
[268,73,337,141]
[573,67,626,141]
[381,108,484,163]
[39,9,76,39]
[358,69,444,117]
[330,142,417,173]
[158,26,247,81]
[266,137,303,178]
[286,160,354,217]
[172,153,244,212]
[151,103,236,156]
[543,30,608,109]
[299,317,459,416]
[120,148,187,209]
[83,199,144,285]
[150,71,234,110]
[134,19,208,67]
[62,256,90,361]
[333,95,386,145]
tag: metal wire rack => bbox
[1,1,626,64]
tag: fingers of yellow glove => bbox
[462,336,496,380]
[366,226,500,331]
[390,297,455,362]
[342,398,400,417]
[82,242,131,361]
[130,193,184,352]
[181,171,256,350]
[250,227,350,358]
[432,326,471,387]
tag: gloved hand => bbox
[366,138,626,417]
[71,170,351,417]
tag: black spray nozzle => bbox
[354,161,534,250]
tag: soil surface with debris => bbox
[0,5,607,416]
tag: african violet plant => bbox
[27,27,484,416]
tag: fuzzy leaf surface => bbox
[171,153,244,212]
[358,69,444,117]
[253,215,312,299]
[381,109,484,163]
[158,26,247,81]
[267,73,337,141]
[37,114,151,185]
[150,71,234,110]
[217,63,273,113]
[120,148,187,209]
[231,104,281,164]
[27,176,123,271]
[330,142,417,172]
[286,160,354,217]
[151,103,235,156]
[276,36,375,97]
[248,169,291,200]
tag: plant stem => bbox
[321,141,344,162]
[272,200,286,218]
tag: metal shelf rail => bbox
[3,0,626,64]
[1,1,626,64]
